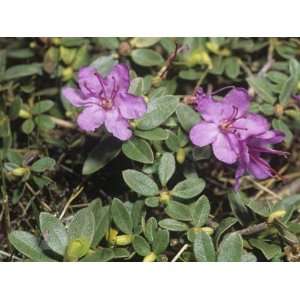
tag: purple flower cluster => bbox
[190,87,286,189]
[62,64,147,141]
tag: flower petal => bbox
[233,113,269,140]
[107,64,130,91]
[62,87,86,107]
[248,156,272,179]
[256,130,285,144]
[190,122,219,147]
[116,92,147,120]
[212,133,238,164]
[105,108,132,141]
[77,106,105,132]
[77,67,102,96]
[223,88,250,118]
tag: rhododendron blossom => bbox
[62,64,147,140]
[189,87,285,187]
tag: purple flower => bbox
[234,130,287,189]
[62,64,147,141]
[190,87,268,164]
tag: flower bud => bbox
[275,104,284,118]
[18,109,31,119]
[51,37,61,46]
[143,252,157,262]
[115,234,133,246]
[268,210,286,223]
[118,41,131,56]
[176,148,186,164]
[62,67,74,81]
[65,239,89,262]
[12,167,28,177]
[106,228,118,244]
[152,76,162,87]
[159,191,171,204]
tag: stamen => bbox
[94,73,108,100]
[110,76,119,100]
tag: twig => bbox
[171,244,189,262]
[50,116,76,129]
[59,185,84,220]
[236,222,268,236]
[0,250,22,261]
[258,38,275,76]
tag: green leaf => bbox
[9,96,22,119]
[158,219,189,231]
[67,208,95,250]
[158,152,175,186]
[165,201,192,221]
[191,195,210,227]
[144,217,158,243]
[122,169,159,196]
[80,248,114,262]
[82,135,121,175]
[137,95,180,130]
[9,231,54,262]
[34,115,55,130]
[249,239,281,260]
[90,55,117,76]
[217,233,243,262]
[96,37,119,50]
[171,177,205,199]
[39,213,68,256]
[193,232,216,262]
[224,57,240,79]
[247,76,276,104]
[111,198,133,234]
[133,235,151,256]
[165,130,180,152]
[152,229,169,254]
[31,157,56,173]
[131,49,164,67]
[134,128,169,141]
[89,200,110,248]
[122,137,154,164]
[145,197,160,208]
[32,100,55,115]
[228,191,251,226]
[176,103,200,131]
[272,119,293,146]
[4,63,42,81]
[215,217,238,246]
[22,119,35,134]
[131,37,161,48]
[129,77,144,96]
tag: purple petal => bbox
[212,133,238,164]
[190,122,219,147]
[116,92,147,120]
[248,156,272,179]
[197,96,227,124]
[233,113,269,140]
[62,87,86,107]
[223,88,250,118]
[107,64,130,91]
[77,67,102,96]
[256,130,285,144]
[77,105,105,132]
[104,108,132,141]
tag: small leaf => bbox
[80,248,114,262]
[137,95,180,130]
[4,63,42,81]
[217,233,243,262]
[228,191,251,226]
[272,119,293,147]
[111,198,133,234]
[67,208,95,250]
[22,119,35,134]
[134,128,169,141]
[133,235,151,256]
[31,157,56,173]
[215,217,238,246]
[152,229,169,254]
[131,37,161,48]
[39,213,68,256]
[247,76,276,104]
[9,231,54,262]
[171,177,205,199]
[32,100,55,115]
[145,197,160,208]
[144,217,158,243]
[158,152,175,186]
[249,239,281,260]
[176,103,200,131]
[131,49,164,67]
[224,57,240,79]
[34,115,55,130]
[82,135,121,175]
[191,195,210,227]
[165,201,192,221]
[122,169,159,196]
[193,232,216,262]
[129,77,144,96]
[158,219,189,232]
[90,55,117,76]
[122,137,154,164]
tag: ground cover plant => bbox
[1,37,300,262]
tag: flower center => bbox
[101,99,113,110]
